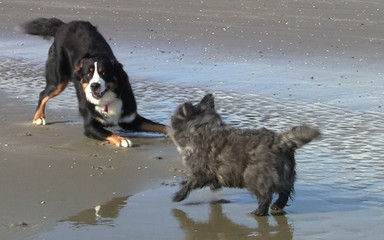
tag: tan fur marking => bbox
[49,82,68,98]
[74,59,86,73]
[140,122,168,135]
[82,82,89,90]
[33,82,68,122]
[106,82,117,91]
[33,96,49,121]
[106,134,129,146]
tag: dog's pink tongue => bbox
[104,105,108,112]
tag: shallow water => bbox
[37,185,384,240]
[1,41,384,239]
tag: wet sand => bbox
[1,0,384,239]
[0,93,184,240]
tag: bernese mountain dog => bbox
[22,18,167,147]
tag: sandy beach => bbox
[1,0,384,239]
[0,93,184,239]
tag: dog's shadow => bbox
[172,202,293,240]
[32,119,80,126]
[45,121,75,125]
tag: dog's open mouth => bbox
[91,89,108,99]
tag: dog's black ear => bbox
[112,61,129,86]
[73,58,91,79]
[182,102,195,118]
[200,94,215,109]
[73,59,85,79]
[112,61,124,76]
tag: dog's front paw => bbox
[33,117,46,125]
[173,191,186,202]
[270,204,286,215]
[120,138,133,147]
[251,208,269,216]
[106,134,133,147]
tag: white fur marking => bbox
[121,139,133,148]
[84,62,107,105]
[82,61,124,125]
[121,112,137,124]
[33,118,46,125]
[94,98,123,125]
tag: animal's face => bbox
[169,94,219,150]
[75,58,118,105]
[171,93,216,126]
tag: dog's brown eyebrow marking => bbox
[106,82,117,91]
[82,82,89,90]
[89,67,94,72]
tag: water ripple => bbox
[1,58,383,203]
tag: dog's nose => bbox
[90,83,100,92]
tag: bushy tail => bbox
[22,18,65,37]
[280,125,321,150]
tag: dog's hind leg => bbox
[33,81,68,125]
[251,193,273,216]
[271,159,295,215]
[271,192,290,215]
[33,45,69,125]
[119,114,167,135]
[244,163,275,216]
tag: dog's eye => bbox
[87,72,92,78]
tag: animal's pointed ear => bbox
[200,93,215,109]
[182,102,195,117]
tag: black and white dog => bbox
[22,18,166,147]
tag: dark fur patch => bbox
[168,94,320,216]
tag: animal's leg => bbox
[173,177,207,202]
[271,192,290,215]
[33,45,68,125]
[119,114,167,135]
[251,193,273,216]
[272,160,295,215]
[33,82,68,125]
[173,180,194,202]
[106,134,133,147]
[82,117,132,147]
[209,180,222,191]
[244,164,274,216]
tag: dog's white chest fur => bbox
[95,98,122,125]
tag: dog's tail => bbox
[280,125,321,150]
[22,18,65,37]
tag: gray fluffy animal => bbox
[168,94,320,216]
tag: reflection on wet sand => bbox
[173,203,293,240]
[61,196,129,227]
[37,184,384,240]
[57,193,293,240]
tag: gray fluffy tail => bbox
[22,18,65,37]
[281,125,321,150]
